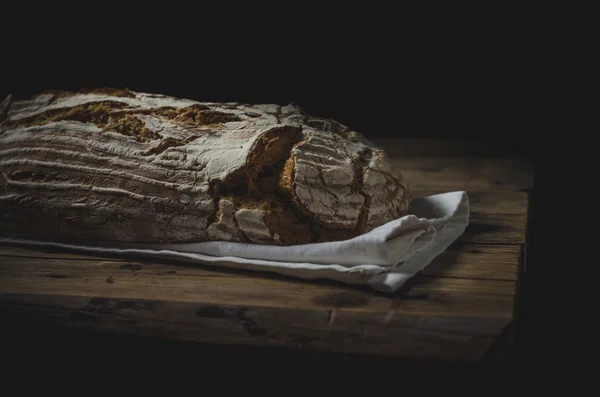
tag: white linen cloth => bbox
[0,191,469,293]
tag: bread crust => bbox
[0,89,411,245]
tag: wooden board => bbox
[0,137,533,363]
[370,137,532,159]
[0,248,517,361]
[394,157,533,193]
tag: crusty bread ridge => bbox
[0,88,411,245]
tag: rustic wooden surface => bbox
[0,137,533,363]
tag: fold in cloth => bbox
[0,191,469,293]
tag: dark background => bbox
[1,26,540,160]
[2,13,554,376]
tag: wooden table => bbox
[0,137,533,365]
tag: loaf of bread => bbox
[0,89,411,246]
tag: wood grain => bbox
[370,137,532,159]
[0,241,519,362]
[0,294,498,361]
[394,157,533,193]
[422,243,520,281]
[0,254,516,317]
